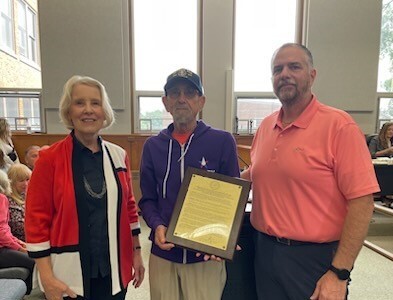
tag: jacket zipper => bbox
[180,144,187,264]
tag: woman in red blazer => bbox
[25,75,145,300]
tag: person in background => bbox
[139,68,240,300]
[7,164,32,241]
[241,43,379,300]
[0,118,20,170]
[0,149,7,173]
[368,121,393,158]
[24,145,41,170]
[0,169,35,294]
[40,145,50,151]
[25,75,145,300]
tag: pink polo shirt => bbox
[249,97,380,242]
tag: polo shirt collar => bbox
[274,95,319,129]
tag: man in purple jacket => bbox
[139,68,240,300]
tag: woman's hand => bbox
[41,276,77,300]
[17,240,27,253]
[132,250,145,288]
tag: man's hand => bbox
[196,245,242,261]
[154,225,175,251]
[310,271,347,300]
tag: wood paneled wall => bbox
[12,133,253,171]
[12,133,252,203]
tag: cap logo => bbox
[170,68,194,79]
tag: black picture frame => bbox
[166,167,251,261]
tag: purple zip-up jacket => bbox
[139,120,240,263]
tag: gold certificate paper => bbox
[166,167,251,260]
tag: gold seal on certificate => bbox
[166,167,251,260]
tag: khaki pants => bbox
[149,254,226,300]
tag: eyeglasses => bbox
[167,87,199,99]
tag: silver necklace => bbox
[83,176,107,199]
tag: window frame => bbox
[376,0,393,132]
[135,91,171,133]
[130,0,202,133]
[235,92,282,134]
[17,0,38,64]
[233,0,304,135]
[0,89,42,132]
[0,0,15,53]
[376,94,393,132]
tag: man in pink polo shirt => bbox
[242,43,379,300]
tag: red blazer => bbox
[25,134,140,297]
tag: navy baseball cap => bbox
[164,68,204,95]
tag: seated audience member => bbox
[24,145,40,170]
[369,121,393,158]
[0,118,20,170]
[0,149,7,173]
[39,145,50,151]
[7,164,31,241]
[0,170,35,294]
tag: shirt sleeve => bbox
[124,154,141,236]
[0,195,21,250]
[219,132,241,178]
[333,123,380,200]
[138,140,165,230]
[25,149,54,257]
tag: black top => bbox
[7,143,18,162]
[73,135,110,278]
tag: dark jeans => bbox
[0,247,35,294]
[254,231,347,300]
[64,275,126,300]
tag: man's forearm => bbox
[332,194,374,269]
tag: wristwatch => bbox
[329,265,351,280]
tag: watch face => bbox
[337,269,351,280]
[330,265,351,280]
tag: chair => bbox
[0,267,29,280]
[0,279,27,300]
[365,133,378,146]
[0,267,29,300]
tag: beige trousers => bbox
[149,254,227,300]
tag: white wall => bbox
[39,0,131,133]
[201,0,234,130]
[304,0,382,134]
[39,0,383,134]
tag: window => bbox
[234,0,299,133]
[0,0,14,51]
[17,0,37,62]
[377,97,393,130]
[377,0,393,129]
[132,0,199,132]
[236,98,281,134]
[0,92,41,131]
[138,96,172,132]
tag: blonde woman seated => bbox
[7,164,31,241]
[0,170,35,294]
[368,122,393,158]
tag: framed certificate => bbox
[166,167,251,260]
